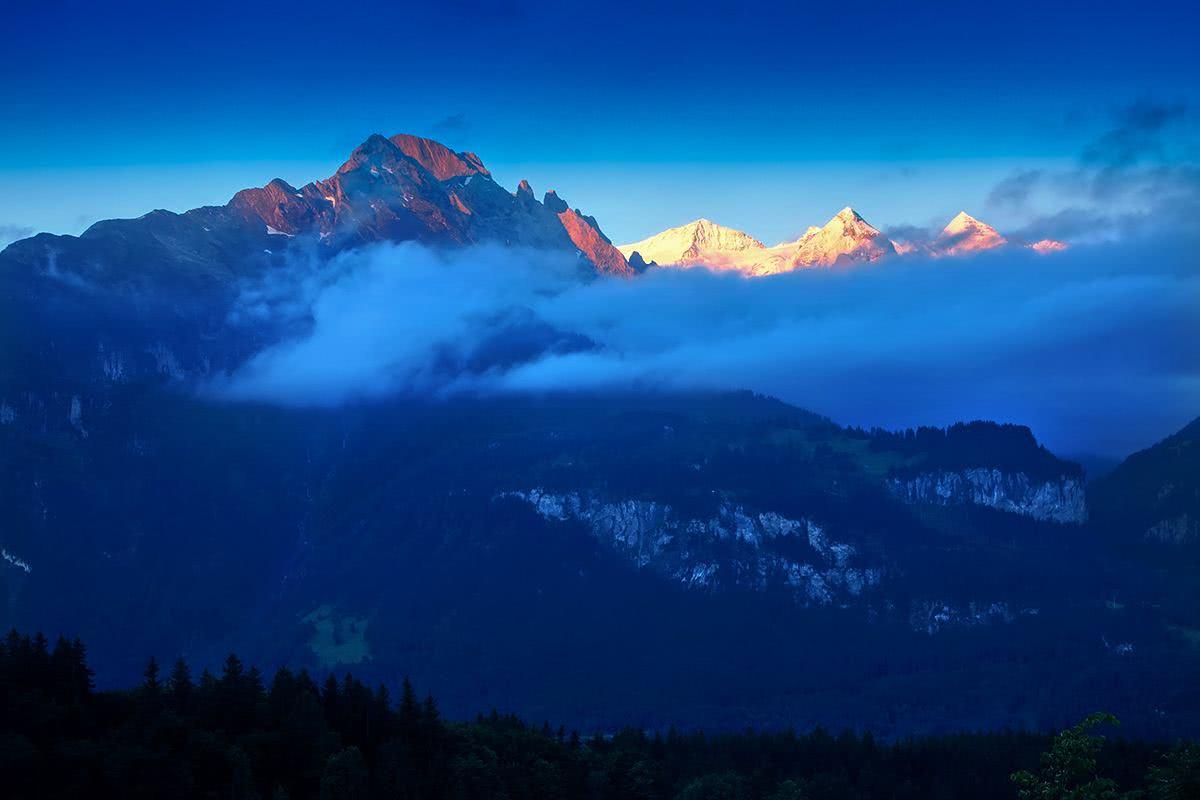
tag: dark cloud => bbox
[987,99,1197,242]
[210,230,1200,459]
[1082,100,1188,167]
[987,169,1043,210]
[431,113,471,137]
[1007,207,1117,243]
[884,223,936,245]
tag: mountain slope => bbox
[1090,416,1200,546]
[2,388,1192,736]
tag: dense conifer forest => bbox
[2,630,1197,799]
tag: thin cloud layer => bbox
[998,100,1198,243]
[211,231,1200,459]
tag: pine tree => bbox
[169,658,193,715]
[143,656,162,694]
[399,677,420,737]
[69,637,94,701]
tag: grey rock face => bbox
[506,489,884,606]
[886,468,1087,524]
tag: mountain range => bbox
[617,209,1065,274]
[2,132,1067,295]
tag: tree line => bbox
[1,630,1195,799]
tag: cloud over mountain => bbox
[212,226,1200,458]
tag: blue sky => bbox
[2,0,1196,245]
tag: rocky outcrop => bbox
[555,207,632,277]
[886,469,1087,524]
[388,133,491,181]
[506,490,883,605]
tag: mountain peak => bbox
[818,207,881,237]
[788,207,893,267]
[388,133,491,181]
[937,211,1006,255]
[543,190,569,214]
[617,219,764,268]
[945,211,983,232]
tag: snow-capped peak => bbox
[617,218,765,267]
[935,211,1007,256]
[833,206,870,226]
[785,207,894,267]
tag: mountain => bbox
[1090,416,1200,547]
[4,383,1195,736]
[616,218,765,268]
[1,132,632,297]
[0,133,633,397]
[616,207,897,275]
[932,211,1008,256]
[622,210,1077,275]
[784,206,897,268]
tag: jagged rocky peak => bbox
[337,132,402,173]
[1,129,635,281]
[627,251,654,273]
[388,133,492,181]
[543,190,569,214]
[516,179,535,198]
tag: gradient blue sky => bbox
[2,0,1195,245]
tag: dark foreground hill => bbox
[1,388,1197,738]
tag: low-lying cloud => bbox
[210,232,1200,459]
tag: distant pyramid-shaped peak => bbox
[821,207,881,236]
[936,211,1006,255]
[944,211,988,232]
